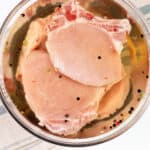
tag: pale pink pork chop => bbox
[98,76,130,119]
[46,22,123,86]
[45,0,131,87]
[22,50,106,136]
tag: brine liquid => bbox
[3,0,149,138]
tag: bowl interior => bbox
[0,0,150,147]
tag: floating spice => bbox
[137,98,141,102]
[120,113,124,116]
[126,34,137,65]
[21,13,25,17]
[116,121,119,126]
[137,88,144,100]
[103,126,107,130]
[65,114,69,118]
[146,75,149,79]
[113,124,116,127]
[116,108,119,111]
[47,68,51,72]
[59,75,62,78]
[128,106,134,114]
[9,63,13,67]
[23,40,28,46]
[121,55,131,66]
[64,120,68,123]
[128,110,132,114]
[113,119,116,123]
[130,107,134,111]
[140,34,144,38]
[58,4,62,8]
[137,89,142,93]
[119,120,122,123]
[76,97,80,101]
[98,56,102,59]
[16,51,20,56]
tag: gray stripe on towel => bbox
[140,4,150,14]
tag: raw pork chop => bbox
[22,50,106,135]
[98,76,130,119]
[46,22,123,86]
[46,0,131,86]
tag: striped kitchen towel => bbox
[0,0,150,150]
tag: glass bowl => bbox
[0,0,150,147]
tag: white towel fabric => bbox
[0,0,150,150]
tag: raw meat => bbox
[98,76,130,119]
[46,22,123,86]
[22,50,106,135]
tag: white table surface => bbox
[0,0,150,150]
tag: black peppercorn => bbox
[64,120,68,123]
[65,114,69,118]
[9,63,13,67]
[113,124,116,127]
[137,89,142,93]
[130,107,134,111]
[58,4,62,8]
[120,113,124,116]
[21,13,25,17]
[140,34,144,38]
[98,56,102,59]
[119,120,122,123]
[76,97,80,101]
[128,110,132,114]
[59,75,62,78]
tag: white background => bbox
[0,0,150,150]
